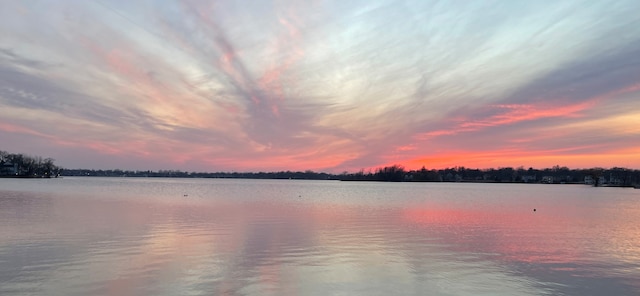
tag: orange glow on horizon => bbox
[395,147,640,171]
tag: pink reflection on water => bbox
[402,205,585,264]
[3,182,640,295]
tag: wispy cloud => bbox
[1,0,640,171]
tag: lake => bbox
[1,177,639,295]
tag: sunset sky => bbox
[1,0,640,172]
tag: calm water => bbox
[1,177,639,296]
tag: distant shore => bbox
[55,167,640,188]
[7,171,637,188]
[0,175,60,179]
[3,148,639,187]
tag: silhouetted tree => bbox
[0,150,60,177]
[374,165,406,181]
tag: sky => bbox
[1,0,640,172]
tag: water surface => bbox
[1,177,639,295]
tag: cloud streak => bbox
[1,0,640,171]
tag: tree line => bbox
[62,164,640,186]
[340,165,640,186]
[0,150,62,178]
[2,149,639,186]
[61,168,334,180]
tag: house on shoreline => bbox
[0,162,18,176]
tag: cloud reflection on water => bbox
[1,180,639,295]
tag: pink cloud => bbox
[418,100,595,140]
[417,81,640,142]
[0,122,49,138]
[395,145,417,152]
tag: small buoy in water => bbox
[533,208,536,212]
